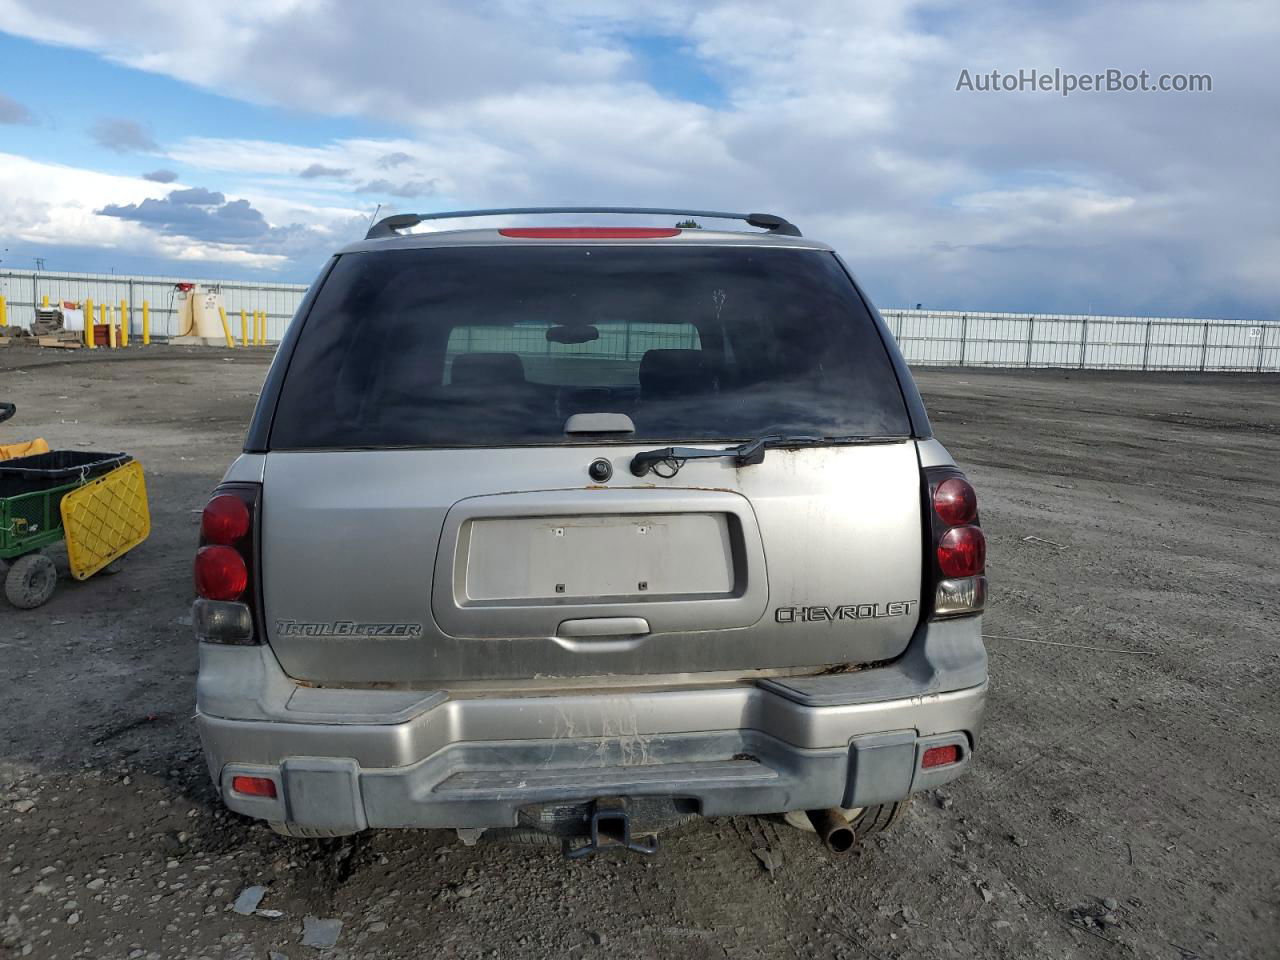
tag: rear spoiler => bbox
[365,207,802,240]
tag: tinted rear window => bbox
[269,246,910,448]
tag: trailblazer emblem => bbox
[774,601,916,623]
[275,619,423,638]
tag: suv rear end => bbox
[193,210,987,853]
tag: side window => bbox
[444,321,701,386]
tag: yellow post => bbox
[105,303,116,349]
[240,309,248,347]
[0,294,7,327]
[142,301,150,345]
[119,298,129,346]
[84,297,94,348]
[41,294,49,308]
[256,310,265,345]
[218,306,235,348]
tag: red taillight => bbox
[194,484,261,643]
[932,477,977,526]
[498,227,681,238]
[201,494,251,544]
[937,525,986,578]
[194,545,248,600]
[922,744,960,769]
[925,468,986,619]
[231,776,277,798]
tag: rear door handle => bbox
[556,617,651,638]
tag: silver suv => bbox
[193,208,988,856]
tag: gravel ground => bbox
[1,346,1277,960]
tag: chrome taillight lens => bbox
[933,575,988,617]
[193,597,254,644]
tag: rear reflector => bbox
[922,744,961,769]
[230,775,277,798]
[498,227,681,239]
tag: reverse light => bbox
[922,744,961,769]
[934,576,988,617]
[498,226,681,239]
[230,776,277,798]
[192,598,254,644]
[201,494,251,544]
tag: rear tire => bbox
[268,822,357,839]
[482,827,565,847]
[5,553,57,609]
[850,799,909,837]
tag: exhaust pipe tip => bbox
[806,808,857,855]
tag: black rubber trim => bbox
[243,256,338,453]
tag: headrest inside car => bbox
[450,352,527,386]
[639,349,714,400]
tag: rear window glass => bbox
[269,246,910,448]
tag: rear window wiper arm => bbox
[629,434,895,477]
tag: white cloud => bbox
[0,153,356,270]
[0,0,1275,313]
[954,186,1137,221]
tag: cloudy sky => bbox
[0,0,1275,317]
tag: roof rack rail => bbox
[364,206,801,240]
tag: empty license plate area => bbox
[431,489,768,639]
[464,512,735,602]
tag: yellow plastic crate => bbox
[60,460,150,580]
[0,437,50,460]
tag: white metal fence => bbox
[0,269,306,343]
[1,268,1276,372]
[882,309,1279,372]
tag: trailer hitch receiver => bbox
[564,797,658,859]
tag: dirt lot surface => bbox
[1,345,1277,960]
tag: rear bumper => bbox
[196,619,987,832]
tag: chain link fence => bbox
[2,269,1275,372]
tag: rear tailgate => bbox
[260,442,921,683]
